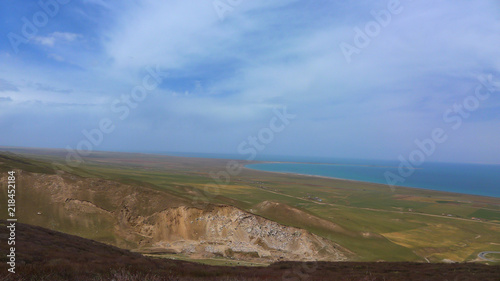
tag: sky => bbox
[0,0,500,164]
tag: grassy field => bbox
[3,220,499,281]
[1,147,500,263]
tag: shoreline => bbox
[259,161,423,170]
[2,146,498,199]
[243,164,500,199]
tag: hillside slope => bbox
[0,153,348,262]
[1,220,499,280]
[2,149,500,264]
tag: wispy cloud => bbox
[34,83,73,94]
[33,32,82,47]
[0,79,19,92]
[0,0,499,163]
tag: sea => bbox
[246,160,500,198]
[148,151,500,198]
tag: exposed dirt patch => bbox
[135,205,347,262]
[0,173,348,262]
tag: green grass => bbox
[470,209,500,221]
[485,253,500,261]
[1,148,500,263]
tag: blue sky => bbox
[1,0,500,163]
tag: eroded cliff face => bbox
[128,206,346,261]
[0,171,348,262]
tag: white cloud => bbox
[33,32,82,47]
[53,32,81,42]
[1,0,499,162]
[33,36,56,46]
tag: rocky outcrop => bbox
[0,172,348,262]
[134,205,347,261]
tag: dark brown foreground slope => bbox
[0,221,499,280]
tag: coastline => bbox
[244,165,378,184]
[243,164,500,199]
[1,146,497,199]
[259,161,423,170]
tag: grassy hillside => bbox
[1,147,500,263]
[1,220,499,281]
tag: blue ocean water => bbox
[144,151,499,198]
[246,161,500,198]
